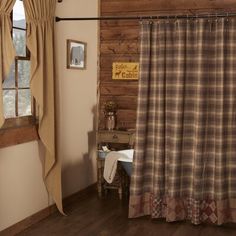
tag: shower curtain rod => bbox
[55,12,236,22]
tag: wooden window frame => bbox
[0,116,39,148]
[0,1,38,149]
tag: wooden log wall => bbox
[99,0,236,130]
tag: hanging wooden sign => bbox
[112,62,139,80]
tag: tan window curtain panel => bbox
[0,0,16,127]
[23,0,64,214]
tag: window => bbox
[3,0,32,118]
[0,0,38,148]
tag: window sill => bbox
[0,116,39,149]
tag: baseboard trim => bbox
[0,183,97,236]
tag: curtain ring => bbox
[186,14,191,22]
[167,15,170,24]
[139,16,143,24]
[149,15,153,24]
[208,13,212,31]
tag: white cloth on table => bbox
[103,151,125,183]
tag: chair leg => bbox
[118,187,122,200]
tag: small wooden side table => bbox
[96,130,135,199]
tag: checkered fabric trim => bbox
[129,194,236,225]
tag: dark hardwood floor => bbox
[17,190,236,236]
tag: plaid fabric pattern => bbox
[129,18,236,225]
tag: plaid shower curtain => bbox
[129,18,236,225]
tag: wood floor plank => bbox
[17,192,236,236]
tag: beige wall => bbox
[0,0,98,231]
[0,142,48,231]
[56,0,98,197]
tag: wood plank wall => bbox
[99,0,236,130]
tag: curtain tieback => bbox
[0,11,10,16]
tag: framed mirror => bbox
[67,39,87,69]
